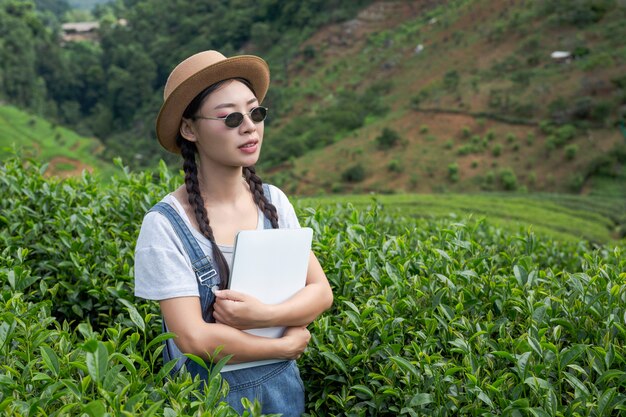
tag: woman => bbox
[134,50,333,415]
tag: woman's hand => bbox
[212,289,272,329]
[280,326,311,360]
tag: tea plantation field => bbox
[1,157,625,416]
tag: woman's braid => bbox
[180,139,231,294]
[243,165,279,229]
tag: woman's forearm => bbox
[160,297,308,364]
[182,322,289,363]
[265,282,333,327]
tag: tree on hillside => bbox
[0,1,49,109]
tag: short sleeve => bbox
[267,185,300,229]
[134,211,200,300]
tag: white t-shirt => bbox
[134,185,300,300]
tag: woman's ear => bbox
[180,118,198,142]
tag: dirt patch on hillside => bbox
[46,156,94,178]
[302,1,434,55]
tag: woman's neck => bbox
[195,162,247,203]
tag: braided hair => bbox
[176,78,279,299]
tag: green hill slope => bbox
[0,105,113,177]
[298,192,626,243]
[260,0,626,197]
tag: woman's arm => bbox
[160,297,310,363]
[212,251,333,329]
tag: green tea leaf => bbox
[143,400,164,417]
[390,356,418,377]
[321,351,347,374]
[559,344,586,370]
[351,384,373,399]
[185,353,209,371]
[524,376,551,390]
[528,408,550,417]
[84,399,106,417]
[563,373,590,396]
[477,389,494,408]
[119,298,145,332]
[86,341,109,384]
[597,387,616,416]
[40,345,60,377]
[409,393,433,406]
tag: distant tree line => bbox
[0,0,373,168]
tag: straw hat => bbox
[156,50,270,154]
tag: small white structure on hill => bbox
[550,51,572,63]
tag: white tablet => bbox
[228,227,313,338]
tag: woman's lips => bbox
[239,140,258,154]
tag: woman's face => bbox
[181,79,264,169]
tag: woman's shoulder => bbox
[264,183,300,228]
[265,183,291,206]
[136,194,184,248]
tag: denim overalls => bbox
[149,184,305,415]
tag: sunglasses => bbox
[194,106,268,128]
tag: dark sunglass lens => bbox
[250,107,267,122]
[225,113,244,128]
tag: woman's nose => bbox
[240,113,257,132]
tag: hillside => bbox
[0,105,113,177]
[260,0,626,196]
[1,0,624,195]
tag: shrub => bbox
[3,152,626,417]
[443,70,460,90]
[420,125,429,134]
[565,144,579,160]
[387,159,403,173]
[556,124,576,143]
[342,163,366,182]
[410,90,429,109]
[568,173,585,192]
[376,128,401,150]
[481,170,495,190]
[499,168,518,190]
[331,182,344,193]
[539,120,553,134]
[591,100,613,123]
[448,163,459,182]
[578,52,614,71]
[492,144,502,157]
[545,137,558,152]
[302,45,316,60]
[457,144,477,155]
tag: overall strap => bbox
[149,202,218,286]
[148,201,221,376]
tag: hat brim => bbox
[156,55,270,154]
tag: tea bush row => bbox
[300,205,626,415]
[1,156,625,415]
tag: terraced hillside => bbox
[261,0,626,197]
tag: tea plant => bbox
[300,204,626,416]
[1,156,625,416]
